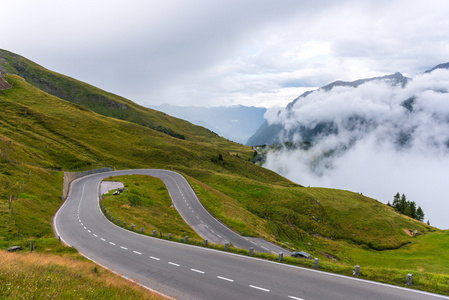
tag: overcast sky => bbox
[3,0,449,108]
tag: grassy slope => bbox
[0,73,439,253]
[0,251,165,299]
[0,48,244,149]
[0,63,448,294]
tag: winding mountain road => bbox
[54,169,448,300]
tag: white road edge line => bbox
[217,276,234,282]
[56,170,447,300]
[191,268,205,274]
[249,285,270,292]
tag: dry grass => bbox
[0,250,168,299]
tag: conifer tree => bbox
[398,194,407,214]
[409,201,417,219]
[392,192,401,210]
[391,193,425,222]
[417,206,425,222]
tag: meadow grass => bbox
[102,174,202,241]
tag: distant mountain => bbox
[150,104,267,144]
[247,70,430,146]
[425,62,449,73]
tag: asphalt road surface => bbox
[54,169,449,300]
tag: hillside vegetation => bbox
[0,251,165,299]
[0,74,430,250]
[0,50,448,295]
[0,49,236,146]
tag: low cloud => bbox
[264,69,449,229]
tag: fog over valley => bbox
[261,67,449,229]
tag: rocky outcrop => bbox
[0,75,11,91]
[7,246,23,252]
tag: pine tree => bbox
[398,194,407,214]
[392,192,401,211]
[417,206,425,222]
[409,201,417,219]
[391,193,424,222]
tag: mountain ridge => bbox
[0,49,224,144]
[247,64,447,146]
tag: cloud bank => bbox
[264,69,449,229]
[3,0,449,107]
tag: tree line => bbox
[388,193,425,222]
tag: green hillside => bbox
[1,50,448,295]
[0,49,236,146]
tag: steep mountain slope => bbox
[425,62,449,73]
[247,72,411,146]
[0,49,226,145]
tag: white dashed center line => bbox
[133,251,142,255]
[109,242,116,245]
[87,230,91,233]
[249,285,270,292]
[93,234,98,237]
[150,256,160,261]
[168,262,180,267]
[191,268,205,274]
[288,296,305,300]
[120,246,128,250]
[217,276,234,282]
[100,238,106,241]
